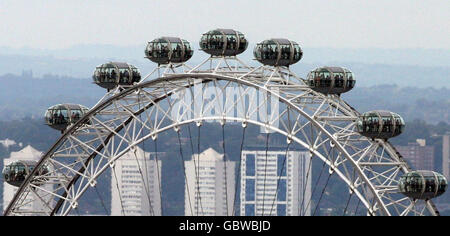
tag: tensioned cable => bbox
[313,146,334,216]
[94,185,109,215]
[221,124,229,216]
[177,130,194,216]
[186,126,197,216]
[261,132,270,216]
[354,198,361,216]
[312,171,333,216]
[136,92,155,216]
[303,145,333,216]
[269,142,291,216]
[132,148,155,216]
[342,191,353,216]
[367,195,375,216]
[232,125,246,216]
[300,124,316,215]
[112,165,126,216]
[343,169,356,216]
[73,206,81,216]
[153,139,164,216]
[196,125,205,215]
[303,161,326,215]
[299,151,314,215]
[187,125,203,216]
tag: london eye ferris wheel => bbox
[2,28,447,216]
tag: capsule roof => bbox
[253,38,303,67]
[48,104,89,110]
[199,28,248,56]
[93,62,141,90]
[313,66,352,73]
[145,37,193,64]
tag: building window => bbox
[246,154,255,176]
[277,154,287,177]
[245,204,255,216]
[277,204,286,216]
[245,179,255,201]
[277,179,286,201]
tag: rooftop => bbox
[8,145,43,161]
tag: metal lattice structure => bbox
[4,53,441,216]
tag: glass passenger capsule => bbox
[2,161,50,187]
[93,62,141,90]
[200,29,248,56]
[307,67,356,95]
[253,38,303,67]
[356,110,405,140]
[399,171,447,200]
[145,37,193,65]
[45,104,89,132]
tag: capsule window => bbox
[132,68,140,83]
[346,72,354,80]
[254,45,262,60]
[311,72,320,87]
[268,43,278,60]
[393,116,402,134]
[146,43,153,58]
[239,34,247,50]
[259,44,266,59]
[152,42,160,57]
[104,67,117,83]
[293,45,301,60]
[183,41,193,58]
[208,34,222,50]
[381,116,392,133]
[226,35,237,50]
[93,70,100,83]
[171,42,182,59]
[71,109,82,122]
[260,41,277,60]
[280,44,290,60]
[318,71,331,87]
[334,72,345,88]
[201,34,208,48]
[438,176,447,193]
[50,109,69,125]
[348,80,356,88]
[162,42,170,58]
[409,175,423,192]
[364,114,380,133]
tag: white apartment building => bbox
[111,146,162,216]
[185,148,235,216]
[240,147,311,216]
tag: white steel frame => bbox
[4,56,440,216]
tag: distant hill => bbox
[343,85,450,124]
[0,74,448,124]
[1,44,449,67]
[0,45,448,88]
[0,45,448,122]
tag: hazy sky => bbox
[0,0,448,49]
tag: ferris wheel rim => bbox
[4,72,437,216]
